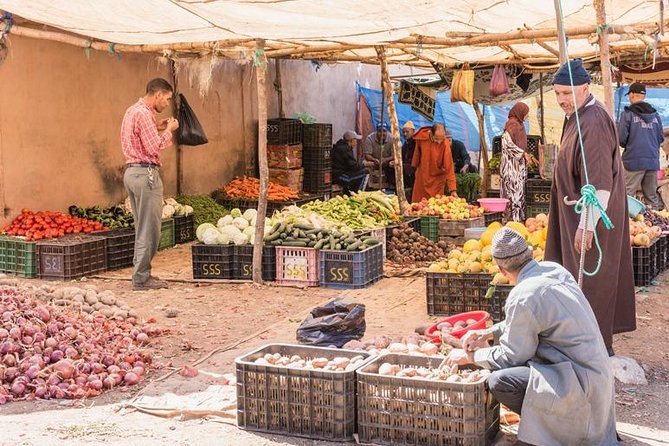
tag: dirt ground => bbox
[0,243,668,446]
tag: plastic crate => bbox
[419,216,439,242]
[385,217,420,244]
[302,147,332,194]
[485,283,513,323]
[269,168,304,192]
[657,235,668,272]
[267,118,302,145]
[267,143,303,169]
[650,237,660,279]
[483,212,504,226]
[37,235,107,280]
[275,246,319,286]
[99,228,135,270]
[357,354,500,446]
[632,239,658,286]
[191,243,233,279]
[485,189,500,199]
[174,214,195,244]
[426,272,494,316]
[525,204,550,218]
[492,134,542,160]
[438,217,485,238]
[158,219,175,251]
[319,244,383,289]
[525,179,552,206]
[232,244,276,282]
[0,236,37,278]
[236,344,371,441]
[302,123,333,147]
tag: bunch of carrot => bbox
[223,177,300,201]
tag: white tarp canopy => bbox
[0,1,667,67]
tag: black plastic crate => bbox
[37,235,107,280]
[99,228,135,270]
[236,344,371,441]
[174,214,195,244]
[319,244,384,289]
[426,272,495,316]
[232,244,276,281]
[0,236,37,278]
[485,189,500,199]
[525,179,552,206]
[267,118,302,145]
[657,235,668,272]
[526,204,550,218]
[492,134,542,160]
[302,123,333,147]
[191,243,233,279]
[483,211,504,226]
[632,239,657,286]
[485,283,513,323]
[302,147,332,194]
[357,354,500,446]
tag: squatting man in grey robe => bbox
[445,228,618,446]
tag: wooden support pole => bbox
[253,40,269,284]
[376,46,408,214]
[169,59,184,195]
[539,73,546,143]
[473,101,489,197]
[594,0,615,117]
[553,0,568,64]
[274,59,284,118]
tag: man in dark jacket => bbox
[619,82,664,209]
[446,128,478,173]
[332,130,369,195]
[389,121,417,190]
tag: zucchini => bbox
[335,243,342,250]
[270,221,281,234]
[269,239,283,246]
[364,238,380,245]
[314,239,326,250]
[292,229,300,238]
[294,223,315,231]
[347,241,363,251]
[264,231,282,242]
[282,241,308,247]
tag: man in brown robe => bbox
[411,123,458,202]
[545,59,636,355]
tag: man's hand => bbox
[443,349,474,367]
[574,228,594,254]
[450,191,458,198]
[460,165,469,174]
[461,329,492,352]
[156,118,169,131]
[166,117,179,132]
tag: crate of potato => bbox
[357,354,500,446]
[236,344,371,441]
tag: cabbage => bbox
[182,205,194,216]
[220,225,242,238]
[243,226,255,238]
[217,215,234,228]
[216,232,231,244]
[230,208,243,218]
[243,209,258,223]
[232,233,249,245]
[248,233,255,245]
[164,198,179,206]
[196,223,217,241]
[233,217,249,230]
[202,228,220,245]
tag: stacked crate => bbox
[301,123,333,198]
[267,118,304,191]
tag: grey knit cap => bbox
[491,227,530,259]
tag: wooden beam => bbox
[554,0,568,64]
[594,0,614,117]
[169,59,184,195]
[266,43,368,58]
[274,59,284,118]
[376,46,408,214]
[252,40,269,284]
[537,41,560,57]
[473,101,489,196]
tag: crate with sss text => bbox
[525,179,552,205]
[37,235,107,280]
[275,246,319,287]
[191,243,233,279]
[319,244,383,289]
[232,245,276,282]
[174,214,195,244]
[0,236,37,278]
[267,118,302,145]
[236,343,371,441]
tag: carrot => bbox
[222,176,300,201]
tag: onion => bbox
[52,359,75,380]
[88,379,103,390]
[102,356,115,367]
[63,327,77,340]
[26,365,41,379]
[45,337,58,348]
[46,374,61,386]
[64,347,79,359]
[102,376,116,389]
[49,385,65,399]
[0,341,17,354]
[4,367,18,382]
[10,380,26,396]
[136,333,149,344]
[110,373,122,386]
[90,363,105,374]
[22,325,36,337]
[118,362,132,371]
[131,366,144,377]
[107,365,121,375]
[1,311,12,321]
[35,306,51,322]
[123,372,140,385]
[74,376,88,386]
[0,328,8,340]
[8,327,21,340]
[33,332,46,344]
[3,354,16,367]
[22,336,34,345]
[46,323,59,336]
[50,350,64,363]
[34,385,48,398]
[76,362,91,375]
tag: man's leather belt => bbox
[127,163,160,168]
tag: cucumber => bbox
[308,234,317,240]
[308,240,316,247]
[292,229,300,238]
[280,233,288,239]
[282,241,308,247]
[329,235,336,247]
[269,221,281,234]
[264,231,281,242]
[285,224,293,233]
[298,230,307,238]
[269,239,283,246]
[314,239,325,249]
[277,222,286,233]
[364,238,380,245]
[294,223,315,231]
[335,243,342,250]
[347,240,363,251]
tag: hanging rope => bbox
[555,0,615,284]
[1,12,13,39]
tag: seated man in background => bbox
[446,128,478,173]
[364,124,394,189]
[445,228,618,446]
[332,130,369,194]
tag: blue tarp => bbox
[357,84,515,152]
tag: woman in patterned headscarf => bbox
[500,102,532,221]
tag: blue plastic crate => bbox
[319,244,383,289]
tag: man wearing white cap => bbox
[332,130,369,194]
[388,121,417,190]
[445,227,617,446]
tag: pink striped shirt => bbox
[121,99,172,165]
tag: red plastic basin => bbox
[477,198,509,212]
[426,311,490,344]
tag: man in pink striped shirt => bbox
[121,78,179,290]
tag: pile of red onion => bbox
[0,286,162,404]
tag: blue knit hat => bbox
[552,58,591,86]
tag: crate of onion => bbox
[235,344,371,441]
[356,354,500,446]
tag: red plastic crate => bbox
[275,246,319,287]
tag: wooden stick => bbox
[537,41,561,57]
[376,46,408,214]
[473,101,489,195]
[540,73,546,143]
[594,0,615,117]
[169,60,184,196]
[266,43,368,57]
[274,59,284,118]
[253,40,269,284]
[554,0,568,64]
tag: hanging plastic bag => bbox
[177,94,208,146]
[490,65,510,97]
[450,63,475,104]
[296,297,366,348]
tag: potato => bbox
[403,367,417,377]
[431,330,442,338]
[264,353,276,364]
[333,357,350,369]
[466,319,477,325]
[342,340,365,350]
[290,355,301,363]
[419,342,439,356]
[388,343,408,353]
[378,363,396,376]
[276,357,291,366]
[406,343,419,353]
[254,358,269,365]
[311,358,329,368]
[446,374,462,383]
[373,335,391,349]
[437,322,453,331]
[454,320,466,328]
[350,355,365,365]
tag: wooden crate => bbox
[269,168,304,192]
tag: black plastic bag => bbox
[296,298,366,348]
[177,93,208,146]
